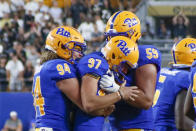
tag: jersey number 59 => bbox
[146,48,158,60]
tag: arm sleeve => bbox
[42,59,77,81]
[176,71,190,90]
[77,54,109,78]
[138,45,162,72]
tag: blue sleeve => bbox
[176,71,190,90]
[192,60,196,68]
[138,45,162,72]
[42,59,77,81]
[77,52,109,78]
[190,66,196,88]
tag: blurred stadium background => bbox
[0,0,195,130]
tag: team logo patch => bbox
[117,40,131,56]
[56,27,70,37]
[124,18,138,27]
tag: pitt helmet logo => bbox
[124,18,138,27]
[56,28,70,37]
[188,43,196,51]
[117,40,131,56]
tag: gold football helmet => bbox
[102,36,139,69]
[105,11,141,42]
[172,38,196,66]
[45,26,86,61]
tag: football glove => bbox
[99,71,120,93]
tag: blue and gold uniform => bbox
[32,59,77,131]
[110,45,161,131]
[153,37,196,131]
[190,61,196,130]
[153,66,190,131]
[74,52,109,131]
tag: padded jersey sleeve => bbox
[176,71,190,90]
[190,64,196,88]
[77,52,109,78]
[41,59,77,81]
[138,45,162,72]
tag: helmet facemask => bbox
[66,41,87,63]
[112,61,132,84]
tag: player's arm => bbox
[127,64,157,109]
[89,105,115,117]
[81,74,120,113]
[175,90,194,131]
[57,74,115,116]
[81,74,138,113]
[56,78,83,110]
[184,86,196,121]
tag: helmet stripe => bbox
[172,49,177,64]
[172,40,180,64]
[110,11,122,30]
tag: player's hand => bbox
[103,105,115,116]
[89,105,115,116]
[119,84,139,101]
[99,71,120,93]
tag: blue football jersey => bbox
[74,52,109,131]
[190,61,196,129]
[32,59,77,131]
[153,66,190,130]
[110,45,162,130]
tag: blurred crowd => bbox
[142,11,190,43]
[0,0,139,92]
[0,0,190,92]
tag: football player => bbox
[184,42,196,131]
[74,36,140,131]
[32,26,87,131]
[100,11,161,131]
[153,38,195,131]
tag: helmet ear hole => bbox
[58,41,60,46]
[135,33,138,37]
[112,53,115,59]
[61,43,66,49]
